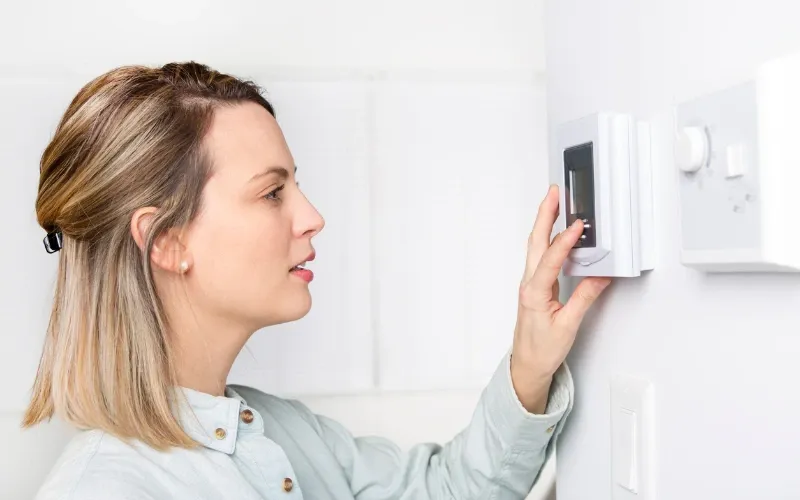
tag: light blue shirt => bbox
[35,351,573,499]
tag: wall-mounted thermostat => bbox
[675,51,800,272]
[554,113,654,278]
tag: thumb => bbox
[558,277,611,327]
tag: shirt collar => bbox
[173,386,248,454]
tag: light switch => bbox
[613,408,639,492]
[611,375,654,500]
[726,143,746,178]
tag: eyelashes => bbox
[262,179,300,204]
[263,184,285,202]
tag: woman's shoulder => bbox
[34,430,163,500]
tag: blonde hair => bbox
[22,62,275,450]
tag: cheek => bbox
[245,220,292,282]
[193,204,291,289]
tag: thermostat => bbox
[554,113,654,278]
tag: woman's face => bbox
[183,102,324,331]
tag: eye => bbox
[263,184,285,202]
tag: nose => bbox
[294,190,325,238]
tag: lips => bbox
[290,251,315,283]
[289,251,316,272]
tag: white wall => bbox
[2,1,555,499]
[0,0,545,77]
[545,1,800,499]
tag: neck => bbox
[169,313,254,397]
[155,274,260,397]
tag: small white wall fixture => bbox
[675,51,800,272]
[554,113,655,278]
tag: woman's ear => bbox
[130,207,192,274]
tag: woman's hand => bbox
[510,185,612,414]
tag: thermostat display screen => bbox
[564,142,596,248]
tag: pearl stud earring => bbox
[179,261,189,274]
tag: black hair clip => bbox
[43,230,63,254]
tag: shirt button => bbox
[282,477,294,492]
[214,428,227,440]
[546,425,555,434]
[241,409,254,424]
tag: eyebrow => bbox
[249,165,297,183]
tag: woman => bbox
[25,62,611,499]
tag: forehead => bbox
[204,102,293,180]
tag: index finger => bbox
[523,185,560,282]
[526,218,584,295]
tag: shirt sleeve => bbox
[304,350,574,500]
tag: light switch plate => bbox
[611,374,655,500]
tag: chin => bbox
[288,297,312,322]
[262,291,312,327]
